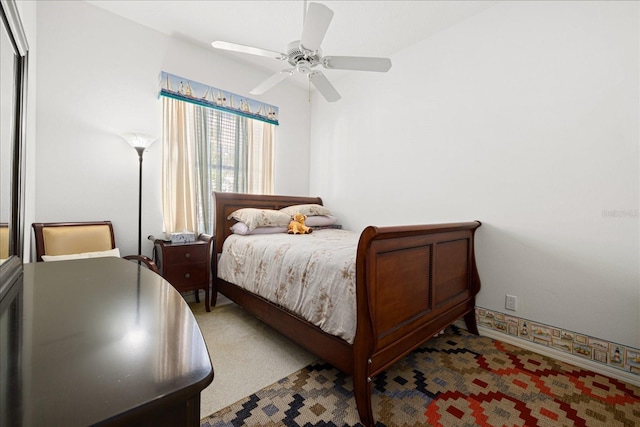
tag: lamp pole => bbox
[134,146,145,256]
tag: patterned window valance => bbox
[159,71,279,125]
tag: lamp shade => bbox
[121,132,158,149]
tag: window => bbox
[191,104,274,233]
[161,94,275,235]
[195,106,247,194]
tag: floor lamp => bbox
[121,132,158,256]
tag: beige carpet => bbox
[189,294,317,419]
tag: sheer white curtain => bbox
[247,120,275,194]
[193,106,213,235]
[162,97,275,235]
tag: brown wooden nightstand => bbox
[153,235,212,311]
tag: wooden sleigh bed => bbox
[211,192,482,426]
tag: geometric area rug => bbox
[201,326,640,426]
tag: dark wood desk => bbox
[2,257,213,426]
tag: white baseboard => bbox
[453,321,640,387]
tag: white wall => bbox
[35,1,311,260]
[310,1,639,348]
[21,0,36,263]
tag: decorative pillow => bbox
[280,204,331,217]
[42,247,121,262]
[305,215,338,227]
[227,208,291,232]
[230,222,288,235]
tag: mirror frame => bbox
[0,0,28,298]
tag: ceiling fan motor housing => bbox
[287,40,321,69]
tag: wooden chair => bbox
[32,221,158,273]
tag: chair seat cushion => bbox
[41,247,121,262]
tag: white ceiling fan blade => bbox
[250,69,295,95]
[212,41,286,60]
[309,71,341,102]
[322,56,392,72]
[300,3,334,52]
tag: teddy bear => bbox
[288,212,312,234]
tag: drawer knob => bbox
[184,253,191,258]
[184,273,191,279]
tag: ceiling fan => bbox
[211,2,392,102]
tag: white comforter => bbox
[217,229,359,343]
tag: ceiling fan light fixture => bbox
[296,60,312,74]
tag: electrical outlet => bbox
[505,295,517,311]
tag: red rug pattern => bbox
[202,326,640,426]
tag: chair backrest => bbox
[0,223,8,259]
[32,221,116,262]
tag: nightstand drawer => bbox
[166,245,208,265]
[165,266,208,288]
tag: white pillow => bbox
[305,215,338,227]
[230,222,288,235]
[280,204,331,217]
[228,208,291,232]
[42,248,121,262]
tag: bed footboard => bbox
[352,221,481,426]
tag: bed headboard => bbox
[213,192,323,257]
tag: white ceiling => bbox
[85,0,498,89]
